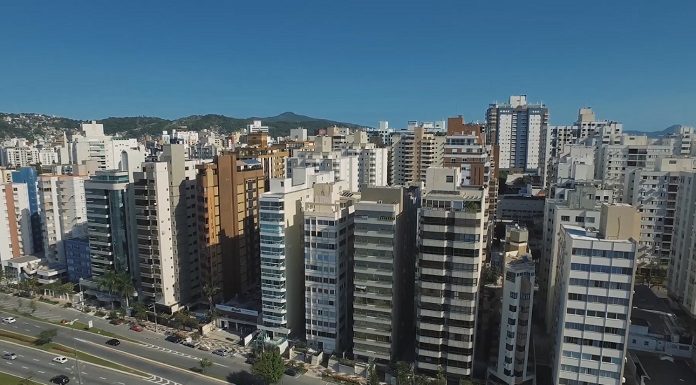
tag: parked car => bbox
[212,348,228,357]
[2,352,17,360]
[50,374,70,384]
[245,357,257,365]
[129,324,143,332]
[284,367,299,377]
[52,356,69,364]
[2,316,16,324]
[105,338,120,346]
[165,335,183,343]
[182,341,199,348]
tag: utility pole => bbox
[71,319,83,385]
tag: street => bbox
[0,294,328,385]
[0,340,156,385]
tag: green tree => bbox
[252,348,285,384]
[115,272,135,308]
[202,284,220,313]
[367,362,379,385]
[132,302,148,321]
[433,366,446,385]
[395,361,411,385]
[35,328,57,345]
[96,270,119,309]
[414,374,430,385]
[199,357,213,373]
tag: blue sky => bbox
[1,1,695,130]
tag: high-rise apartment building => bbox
[303,181,354,354]
[624,158,696,267]
[486,95,548,171]
[2,183,33,257]
[38,174,87,266]
[133,144,198,312]
[344,132,389,190]
[415,168,486,380]
[540,183,614,331]
[489,255,535,385]
[391,124,445,186]
[222,152,264,300]
[551,204,639,385]
[667,171,696,316]
[258,168,334,341]
[11,167,42,252]
[84,171,134,279]
[353,186,418,368]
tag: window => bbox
[561,215,570,221]
[446,175,454,183]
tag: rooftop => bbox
[631,351,696,385]
[633,285,672,313]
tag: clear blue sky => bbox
[1,1,695,131]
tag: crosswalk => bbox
[147,375,182,385]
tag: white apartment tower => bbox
[667,171,696,316]
[540,183,614,332]
[489,255,535,385]
[551,205,639,385]
[303,181,354,354]
[38,175,87,266]
[132,144,198,312]
[259,168,334,341]
[486,95,548,171]
[353,186,418,368]
[415,168,487,380]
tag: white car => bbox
[2,317,16,324]
[3,352,17,360]
[52,356,69,364]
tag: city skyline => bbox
[1,1,695,131]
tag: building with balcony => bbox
[551,204,639,385]
[415,168,486,380]
[304,181,354,354]
[11,166,42,252]
[486,95,548,172]
[353,185,418,369]
[391,124,445,186]
[38,174,87,267]
[667,171,696,317]
[258,168,334,341]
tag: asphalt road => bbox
[0,309,327,385]
[0,340,156,385]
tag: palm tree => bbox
[202,284,220,313]
[96,270,119,309]
[115,272,135,309]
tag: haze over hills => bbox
[0,111,367,139]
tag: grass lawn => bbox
[0,329,147,377]
[0,370,43,385]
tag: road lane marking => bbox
[21,366,28,369]
[32,358,39,361]
[99,377,106,380]
[38,370,45,374]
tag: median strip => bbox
[0,329,148,377]
[0,369,43,385]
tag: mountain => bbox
[0,112,366,139]
[624,124,685,138]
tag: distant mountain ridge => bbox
[624,124,687,138]
[0,111,367,139]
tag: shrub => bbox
[63,302,72,308]
[94,310,106,317]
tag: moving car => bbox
[2,316,16,323]
[2,352,17,360]
[105,338,120,346]
[130,324,143,332]
[52,356,69,364]
[212,348,228,357]
[165,335,183,343]
[50,374,70,384]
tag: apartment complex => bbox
[486,95,548,171]
[415,168,486,380]
[667,171,696,316]
[84,171,134,279]
[258,168,334,341]
[304,181,354,354]
[353,186,418,367]
[540,184,614,331]
[551,205,639,385]
[391,124,445,186]
[38,174,87,266]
